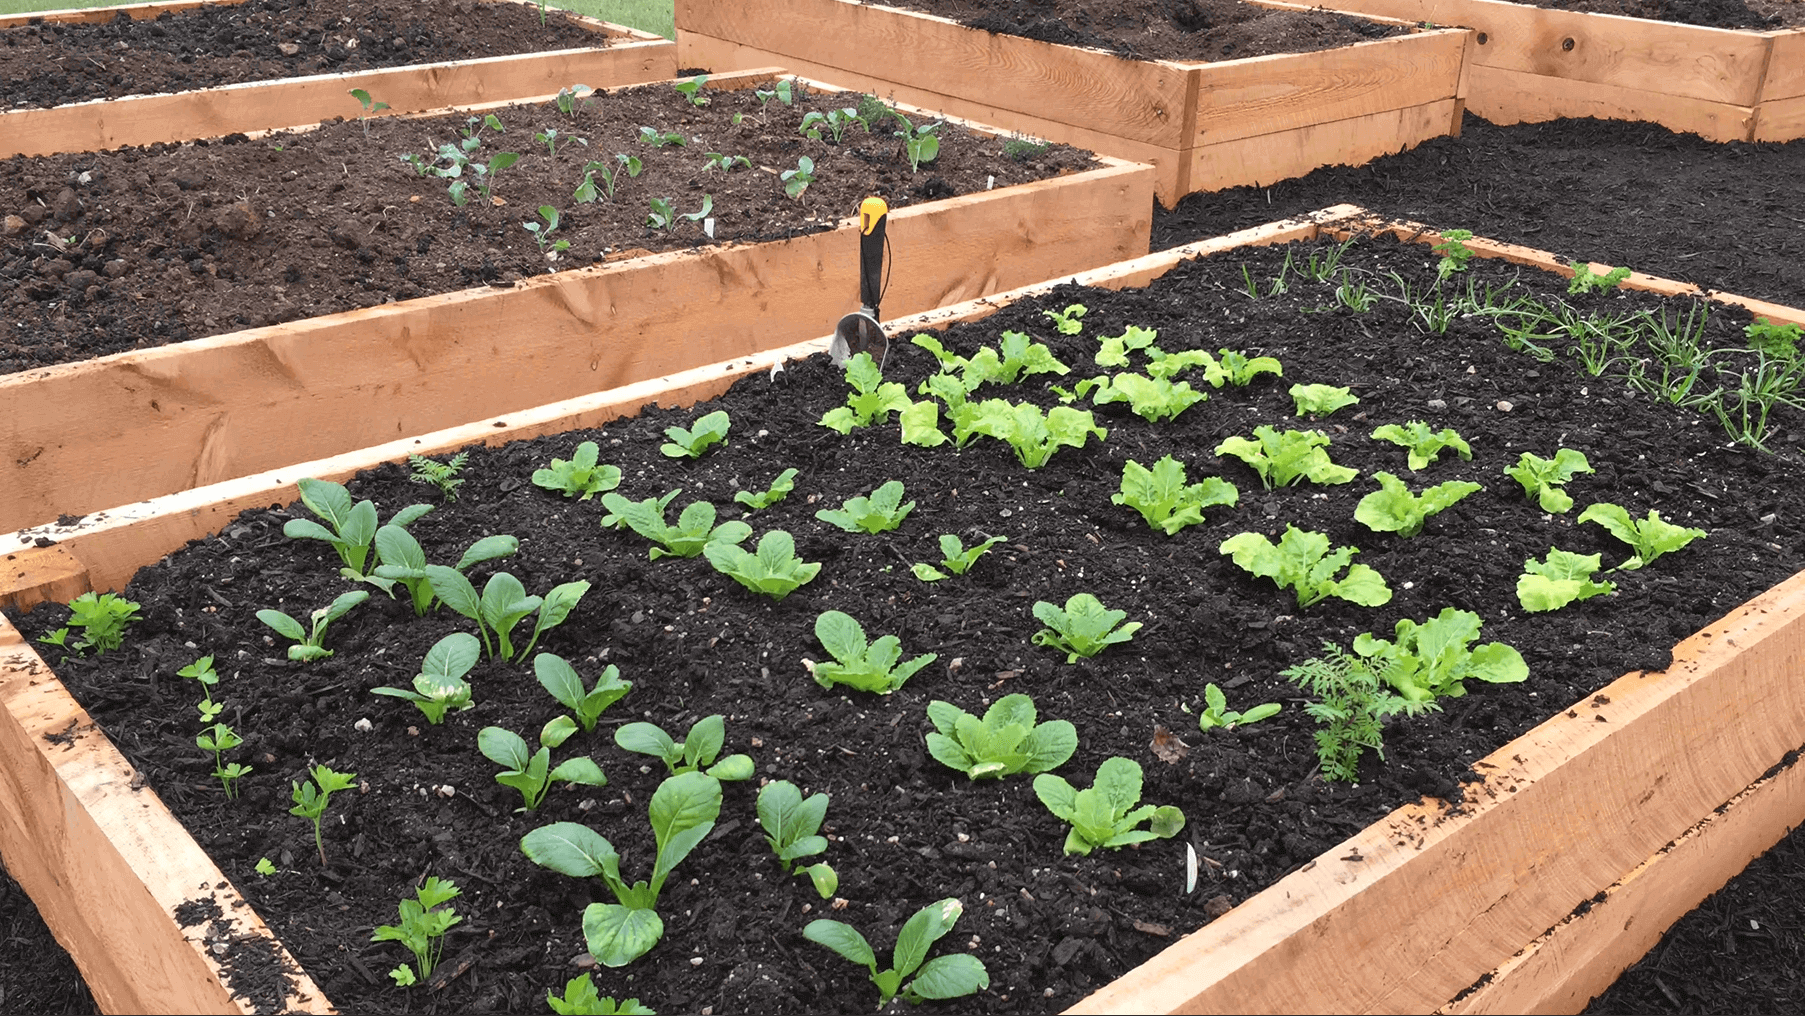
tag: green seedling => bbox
[1355,607,1527,704]
[524,205,571,255]
[1112,456,1238,536]
[915,330,1070,392]
[372,633,481,724]
[616,714,754,781]
[1043,303,1086,334]
[289,764,356,865]
[1034,757,1185,856]
[661,409,730,458]
[1032,593,1142,663]
[480,718,608,812]
[180,655,224,722]
[602,493,750,559]
[1092,324,1157,368]
[1431,229,1474,279]
[911,533,1005,581]
[38,591,141,657]
[646,194,713,230]
[890,112,941,172]
[1746,317,1801,360]
[636,126,687,147]
[283,477,380,574]
[1370,421,1471,471]
[757,780,838,898]
[805,899,989,1006]
[1197,683,1279,732]
[1354,472,1482,538]
[348,88,389,136]
[1577,503,1707,570]
[899,398,950,448]
[1214,426,1357,489]
[364,528,518,616]
[449,151,521,207]
[807,610,936,695]
[547,975,653,1015]
[601,488,678,531]
[372,877,461,987]
[197,722,251,798]
[1505,448,1594,514]
[951,400,1107,468]
[1285,644,1433,782]
[1004,134,1051,160]
[672,74,709,106]
[554,83,593,118]
[1517,548,1616,612]
[704,529,820,600]
[255,857,277,876]
[533,440,622,501]
[820,351,911,433]
[1212,348,1284,386]
[256,591,368,662]
[408,452,468,501]
[1569,261,1633,294]
[735,467,799,511]
[753,79,794,110]
[1219,525,1392,609]
[703,151,752,172]
[1290,383,1359,417]
[573,154,643,204]
[535,653,631,732]
[781,155,816,198]
[425,569,589,661]
[815,480,915,534]
[535,127,586,158]
[1085,373,1208,422]
[925,694,1076,780]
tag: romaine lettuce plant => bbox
[661,410,730,459]
[804,899,989,1006]
[756,780,837,898]
[425,569,589,661]
[547,975,652,1015]
[911,533,1005,581]
[704,530,820,600]
[480,718,608,811]
[372,632,481,724]
[1505,449,1594,513]
[535,653,631,732]
[815,480,915,534]
[1214,426,1357,489]
[1197,683,1279,731]
[371,876,461,987]
[1219,526,1391,608]
[1290,383,1359,417]
[953,400,1107,468]
[1370,421,1472,471]
[735,467,799,511]
[38,591,141,656]
[925,694,1076,779]
[289,763,356,865]
[1576,503,1707,570]
[533,441,622,501]
[1112,456,1238,535]
[1352,607,1528,703]
[1088,373,1207,422]
[1353,472,1482,538]
[1033,757,1184,855]
[808,610,937,694]
[615,714,754,781]
[1031,593,1142,663]
[603,494,751,559]
[819,352,911,434]
[1517,547,1616,611]
[257,590,369,662]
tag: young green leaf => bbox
[480,723,608,811]
[911,533,1005,581]
[284,477,382,574]
[899,399,949,448]
[1214,426,1357,489]
[371,876,461,985]
[704,529,821,600]
[661,410,730,459]
[1033,757,1185,856]
[924,694,1076,780]
[547,974,654,1015]
[1094,325,1157,368]
[1353,472,1482,538]
[49,591,142,656]
[1197,683,1280,731]
[805,899,988,1006]
[371,632,481,724]
[1569,261,1633,294]
[615,714,753,780]
[535,653,632,732]
[1031,593,1142,663]
[734,467,799,511]
[602,494,751,559]
[1576,503,1707,571]
[1517,548,1616,612]
[1351,607,1528,703]
[289,764,357,865]
[819,352,912,434]
[1213,348,1283,387]
[256,590,368,662]
[956,400,1107,468]
[1290,383,1359,417]
[1043,304,1086,335]
[808,610,937,694]
[1112,456,1239,535]
[756,781,837,898]
[533,441,622,501]
[1219,526,1391,609]
[815,480,915,534]
[1370,421,1472,472]
[1505,449,1594,514]
[1089,373,1208,422]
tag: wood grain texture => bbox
[0,545,89,612]
[1186,97,1457,192]
[1762,30,1805,101]
[1465,62,1756,140]
[1754,92,1805,141]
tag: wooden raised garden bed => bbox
[4,205,1804,1013]
[0,0,677,158]
[674,0,1473,206]
[0,69,1154,536]
[1312,0,1805,142]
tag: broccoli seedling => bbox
[703,152,753,172]
[1431,229,1474,279]
[449,151,520,207]
[257,590,368,662]
[1197,683,1280,732]
[819,352,911,434]
[1032,593,1142,663]
[407,452,468,501]
[1112,456,1238,535]
[1569,261,1633,294]
[1577,503,1707,571]
[1285,644,1434,782]
[757,780,838,898]
[636,126,687,147]
[805,899,989,1006]
[925,693,1076,780]
[1370,421,1471,471]
[289,763,356,865]
[807,610,936,695]
[616,714,754,781]
[480,718,608,812]
[1352,607,1528,704]
[372,632,481,724]
[1034,757,1184,855]
[424,569,589,661]
[704,529,820,600]
[1504,448,1594,513]
[1219,526,1392,608]
[348,88,389,136]
[180,655,223,722]
[889,112,942,172]
[911,533,1005,581]
[1517,547,1616,611]
[1290,383,1360,417]
[533,440,622,501]
[535,653,631,732]
[554,83,593,118]
[372,877,462,987]
[547,975,654,1015]
[39,591,141,657]
[197,722,251,798]
[815,480,915,534]
[524,204,571,256]
[672,74,709,106]
[1354,472,1482,538]
[661,409,730,459]
[573,154,643,203]
[734,467,799,511]
[1214,426,1357,489]
[781,156,816,198]
[534,127,587,158]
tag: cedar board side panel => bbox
[1763,31,1805,101]
[1464,63,1756,140]
[1753,93,1805,142]
[1186,98,1457,192]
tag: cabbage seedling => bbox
[636,126,687,147]
[807,610,936,695]
[615,714,754,781]
[372,633,481,724]
[1516,547,1616,611]
[1354,472,1482,538]
[1032,593,1142,663]
[533,440,622,501]
[425,569,589,661]
[547,975,653,1015]
[703,152,752,172]
[757,780,837,898]
[197,722,251,798]
[1577,503,1708,571]
[672,74,709,106]
[1352,607,1528,704]
[407,452,468,501]
[1290,383,1359,417]
[1214,426,1357,489]
[601,493,751,559]
[289,764,356,865]
[781,156,816,198]
[38,591,141,657]
[911,533,1004,581]
[535,653,632,732]
[925,694,1076,779]
[554,83,593,118]
[805,898,989,1006]
[480,719,608,812]
[1113,456,1238,536]
[573,154,642,203]
[1219,526,1392,608]
[660,409,730,458]
[257,591,369,662]
[371,876,461,987]
[819,352,911,434]
[704,529,821,600]
[1197,683,1279,732]
[815,480,914,534]
[890,112,941,171]
[735,467,799,511]
[1370,421,1471,471]
[524,205,571,255]
[348,88,389,136]
[535,127,587,158]
[1034,757,1185,855]
[1505,448,1593,513]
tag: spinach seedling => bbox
[819,351,911,433]
[925,693,1076,780]
[911,533,1005,581]
[1431,228,1474,279]
[672,74,709,106]
[1032,593,1142,663]
[704,151,753,171]
[1113,456,1238,536]
[573,154,643,203]
[554,83,593,118]
[807,610,936,695]
[601,493,750,559]
[1517,547,1616,611]
[616,714,754,781]
[1354,472,1482,538]
[289,764,356,865]
[535,127,586,158]
[533,440,622,500]
[1505,448,1594,513]
[952,400,1107,468]
[372,633,481,724]
[705,529,820,599]
[636,126,687,147]
[1197,683,1279,732]
[520,771,722,967]
[257,590,368,662]
[535,653,631,732]
[524,205,571,255]
[1569,261,1633,294]
[889,111,941,171]
[1370,421,1471,471]
[282,477,381,574]
[1285,644,1432,782]
[1034,757,1185,855]
[197,722,251,798]
[372,877,461,987]
[735,467,799,511]
[1577,503,1707,570]
[1219,525,1392,608]
[547,975,652,1015]
[40,591,141,657]
[425,569,589,661]
[757,780,838,898]
[815,480,915,534]
[407,451,468,501]
[1214,426,1357,489]
[805,898,989,1006]
[1353,607,1528,704]
[661,409,730,458]
[781,156,816,198]
[1290,383,1359,417]
[180,655,224,722]
[480,718,608,812]
[348,88,389,136]
[1043,303,1086,335]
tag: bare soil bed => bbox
[9,227,1805,1013]
[1493,0,1803,29]
[0,76,1090,375]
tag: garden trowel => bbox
[829,196,890,368]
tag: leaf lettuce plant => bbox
[925,694,1076,780]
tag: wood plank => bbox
[1753,92,1805,142]
[1762,30,1805,101]
[0,545,89,612]
[1467,62,1755,141]
[1186,97,1457,193]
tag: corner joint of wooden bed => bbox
[0,544,92,613]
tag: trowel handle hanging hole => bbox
[1562,36,1575,50]
[1476,31,1488,44]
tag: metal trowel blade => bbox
[830,310,888,370]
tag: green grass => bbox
[0,0,676,38]
[0,0,142,15]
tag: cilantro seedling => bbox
[180,655,224,722]
[735,467,799,511]
[348,88,389,136]
[524,204,571,255]
[890,111,941,171]
[1370,421,1471,471]
[255,857,277,876]
[672,74,709,106]
[425,569,589,661]
[408,452,468,501]
[197,722,251,798]
[1285,644,1433,782]
[532,440,621,500]
[1517,547,1616,611]
[601,492,751,559]
[704,529,821,600]
[372,633,481,724]
[1431,229,1474,279]
[661,409,730,458]
[37,591,141,657]
[1290,382,1359,417]
[807,610,936,694]
[1577,503,1707,570]
[925,694,1076,780]
[1746,317,1801,360]
[480,718,608,812]
[1197,683,1279,731]
[1032,593,1142,663]
[573,154,643,203]
[372,876,461,987]
[1219,525,1392,608]
[1353,607,1528,704]
[256,591,368,662]
[815,480,915,534]
[289,764,356,865]
[757,780,838,898]
[911,533,1005,581]
[703,151,752,172]
[805,898,989,1006]
[820,351,911,433]
[617,714,754,780]
[1214,426,1357,489]
[1354,472,1482,538]
[1043,303,1086,334]
[535,652,632,732]
[1112,456,1238,536]
[1505,448,1594,513]
[547,975,653,1015]
[554,83,593,118]
[636,126,687,147]
[1569,261,1633,294]
[781,155,816,198]
[1034,757,1184,855]
[952,400,1107,467]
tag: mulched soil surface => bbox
[10,229,1805,1013]
[0,867,99,1014]
[0,78,1089,375]
[0,0,617,111]
[1513,0,1804,28]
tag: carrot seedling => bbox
[407,452,468,501]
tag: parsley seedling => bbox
[1197,683,1279,731]
[289,764,356,865]
[806,610,936,694]
[1505,448,1594,513]
[407,452,468,501]
[1112,456,1238,535]
[533,440,622,500]
[734,467,799,511]
[1354,472,1482,538]
[1569,261,1633,294]
[372,633,481,724]
[1032,593,1142,663]
[1219,526,1392,608]
[911,533,1005,581]
[757,780,838,898]
[815,480,915,534]
[372,877,461,987]
[705,530,821,599]
[480,719,608,812]
[1370,421,1471,471]
[661,410,730,458]
[255,857,277,876]
[1214,426,1357,489]
[616,714,754,780]
[1034,757,1184,855]
[1746,317,1801,360]
[1354,608,1528,703]
[1577,503,1707,570]
[535,652,632,732]
[257,591,368,662]
[1517,548,1616,611]
[180,655,224,722]
[805,899,989,1006]
[1431,229,1474,279]
[197,722,251,798]
[547,975,653,1015]
[38,591,141,657]
[925,694,1076,779]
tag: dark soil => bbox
[1506,0,1804,29]
[0,0,618,112]
[0,866,99,1015]
[878,0,1404,62]
[0,78,1090,376]
[11,230,1805,1014]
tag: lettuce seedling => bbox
[520,771,723,967]
[1353,607,1528,704]
[1214,426,1357,489]
[757,780,837,898]
[1284,644,1432,782]
[808,610,937,694]
[408,452,468,501]
[536,653,632,732]
[1113,456,1238,535]
[39,591,141,657]
[815,480,915,534]
[900,399,949,448]
[197,722,251,798]
[912,332,1068,391]
[1431,229,1474,279]
[367,528,518,616]
[911,533,1005,581]
[1569,261,1632,294]
[1354,472,1482,538]
[1219,526,1392,608]
[1213,348,1284,386]
[533,441,622,501]
[1089,373,1207,422]
[289,764,356,865]
[257,591,368,662]
[819,352,910,433]
[603,493,751,559]
[1032,593,1142,663]
[180,655,224,722]
[1197,683,1279,731]
[1033,757,1185,855]
[805,898,989,1006]
[925,694,1076,780]
[1505,448,1594,513]
[602,487,678,531]
[480,719,608,812]
[372,877,461,987]
[1517,547,1616,611]
[547,975,653,1015]
[661,410,730,459]
[955,400,1107,468]
[616,714,754,781]
[1093,324,1157,368]
[735,467,799,510]
[1290,383,1359,417]
[372,632,481,724]
[1044,303,1086,334]
[426,568,589,660]
[704,530,821,600]
[1370,421,1472,471]
[1577,503,1708,571]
